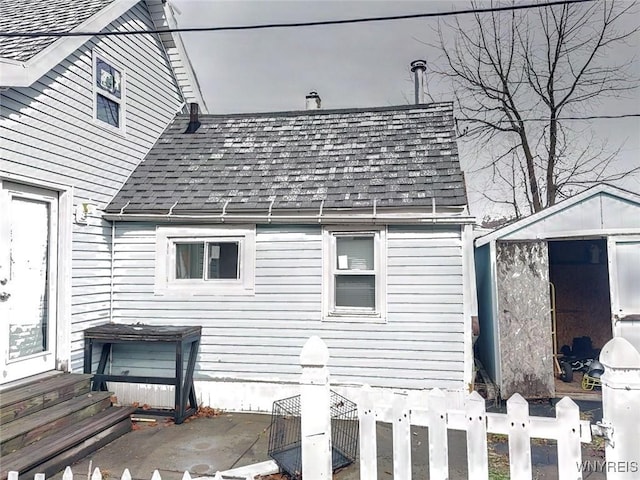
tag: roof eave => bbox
[1,0,138,88]
[145,0,208,113]
[103,208,474,225]
[475,183,640,247]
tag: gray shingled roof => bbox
[0,0,113,62]
[106,103,468,214]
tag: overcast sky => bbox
[170,0,640,218]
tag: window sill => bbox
[322,312,387,324]
[154,286,255,297]
[93,118,126,137]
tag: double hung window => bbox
[93,52,124,130]
[323,227,386,322]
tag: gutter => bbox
[103,211,476,225]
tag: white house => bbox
[102,100,479,411]
[0,0,206,387]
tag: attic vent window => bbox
[93,52,125,130]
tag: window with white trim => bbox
[323,227,387,322]
[155,226,255,295]
[93,52,124,130]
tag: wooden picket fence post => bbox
[598,337,640,480]
[299,336,333,480]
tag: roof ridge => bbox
[179,102,454,119]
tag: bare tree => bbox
[432,0,639,216]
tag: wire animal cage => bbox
[268,391,358,479]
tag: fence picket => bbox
[466,391,489,479]
[181,471,192,480]
[555,397,583,480]
[507,393,533,480]
[358,384,378,480]
[150,470,162,480]
[7,473,18,480]
[427,388,449,480]
[392,391,411,480]
[34,474,45,480]
[121,469,132,480]
[62,467,73,480]
[91,468,102,480]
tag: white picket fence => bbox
[7,467,250,480]
[299,335,640,480]
[9,336,640,480]
[355,387,590,480]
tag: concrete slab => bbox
[49,411,605,480]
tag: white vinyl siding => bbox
[110,223,466,391]
[0,2,185,371]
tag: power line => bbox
[0,0,596,38]
[457,113,640,122]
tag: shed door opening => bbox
[549,239,612,358]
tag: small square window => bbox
[323,228,387,322]
[93,52,124,131]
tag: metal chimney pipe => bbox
[305,91,321,110]
[410,60,427,104]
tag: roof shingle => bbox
[0,0,114,62]
[106,102,468,214]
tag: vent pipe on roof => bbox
[410,60,427,104]
[305,91,321,110]
[185,102,201,133]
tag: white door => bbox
[0,182,58,384]
[608,235,640,351]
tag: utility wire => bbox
[457,113,640,122]
[0,0,596,38]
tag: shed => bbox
[474,184,640,399]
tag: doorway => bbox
[0,182,59,384]
[549,239,611,397]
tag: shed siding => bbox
[0,3,185,370]
[110,223,466,390]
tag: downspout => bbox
[462,223,479,394]
[109,220,115,324]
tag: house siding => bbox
[110,223,466,391]
[0,3,185,370]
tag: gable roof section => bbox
[105,102,468,217]
[0,0,113,62]
[0,0,207,111]
[475,184,640,246]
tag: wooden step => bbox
[0,374,93,424]
[1,391,114,455]
[0,405,135,480]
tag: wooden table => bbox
[83,324,201,424]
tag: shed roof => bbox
[475,184,640,247]
[105,102,468,215]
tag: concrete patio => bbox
[46,400,605,480]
